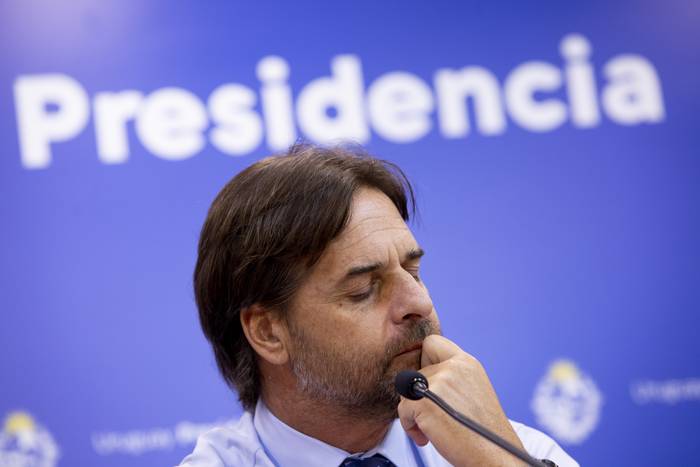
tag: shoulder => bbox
[509,420,580,467]
[176,412,274,467]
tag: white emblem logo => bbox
[531,359,602,445]
[0,411,60,467]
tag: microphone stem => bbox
[420,389,549,467]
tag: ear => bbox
[240,303,290,366]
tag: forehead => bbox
[314,187,416,275]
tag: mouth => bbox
[396,342,423,356]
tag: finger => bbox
[397,399,429,446]
[405,425,429,446]
[420,334,464,367]
[413,359,450,381]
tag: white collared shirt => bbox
[177,401,578,467]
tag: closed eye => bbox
[407,269,421,282]
[348,281,378,302]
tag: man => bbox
[180,144,578,467]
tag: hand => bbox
[397,335,526,467]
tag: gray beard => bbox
[289,319,438,420]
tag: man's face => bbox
[284,187,440,419]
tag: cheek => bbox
[329,317,387,359]
[294,295,390,350]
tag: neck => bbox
[262,385,393,453]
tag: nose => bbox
[388,270,434,323]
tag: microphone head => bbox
[395,370,428,400]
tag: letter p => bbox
[14,74,89,169]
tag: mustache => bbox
[383,319,439,360]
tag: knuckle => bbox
[444,357,462,371]
[460,351,482,369]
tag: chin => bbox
[379,356,419,386]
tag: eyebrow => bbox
[344,247,425,278]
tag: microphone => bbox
[395,369,429,400]
[395,370,554,467]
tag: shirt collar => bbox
[253,400,415,467]
[362,416,416,466]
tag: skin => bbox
[240,187,526,466]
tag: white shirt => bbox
[178,401,578,467]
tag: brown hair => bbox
[193,143,415,409]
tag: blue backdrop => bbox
[1,1,699,465]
